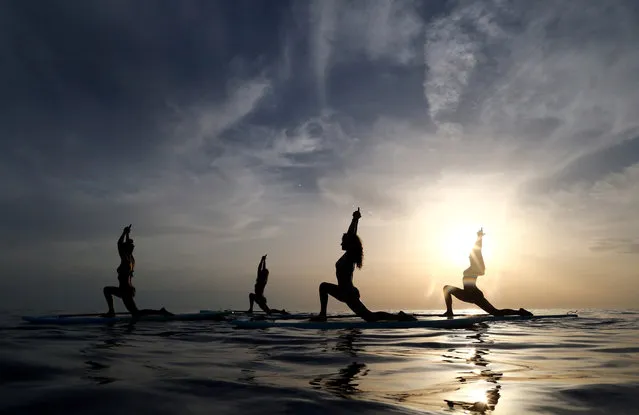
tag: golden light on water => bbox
[466,384,489,404]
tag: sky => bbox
[2,0,639,313]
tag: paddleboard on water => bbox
[22,310,232,325]
[199,310,328,320]
[199,310,306,318]
[231,313,578,330]
[199,310,480,320]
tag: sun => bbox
[440,222,485,268]
[408,179,516,277]
[412,212,498,272]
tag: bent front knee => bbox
[319,282,331,293]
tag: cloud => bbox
[527,131,639,193]
[309,0,337,106]
[316,117,442,216]
[2,0,639,310]
[338,0,423,65]
[306,0,423,107]
[417,0,639,200]
[0,74,277,244]
[590,238,639,254]
[168,78,272,160]
[423,0,515,135]
[305,0,639,271]
[520,162,639,253]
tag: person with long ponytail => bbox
[310,208,416,322]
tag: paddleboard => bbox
[231,313,578,330]
[199,310,478,320]
[199,309,302,317]
[199,310,321,320]
[22,310,231,325]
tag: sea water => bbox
[1,309,637,414]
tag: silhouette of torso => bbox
[463,238,484,290]
[255,272,268,297]
[336,253,355,288]
[117,244,135,286]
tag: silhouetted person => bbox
[102,225,172,318]
[248,254,288,315]
[442,228,532,318]
[310,208,416,322]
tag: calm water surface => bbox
[1,309,637,414]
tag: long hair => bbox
[345,233,364,269]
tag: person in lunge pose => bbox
[442,228,533,318]
[102,224,172,318]
[310,208,416,322]
[248,254,288,315]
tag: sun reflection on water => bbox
[443,328,504,413]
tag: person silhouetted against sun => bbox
[442,228,533,318]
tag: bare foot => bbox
[441,311,454,319]
[101,311,115,318]
[518,308,533,317]
[160,307,174,317]
[398,311,417,321]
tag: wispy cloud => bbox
[169,79,272,155]
[309,0,337,106]
[307,0,423,107]
[339,0,423,65]
[590,238,639,254]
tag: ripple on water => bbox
[0,310,638,415]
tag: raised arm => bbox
[117,225,132,256]
[468,228,485,274]
[473,228,485,250]
[257,254,267,274]
[346,208,362,235]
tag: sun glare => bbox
[412,200,505,271]
[408,178,521,298]
[440,223,481,268]
[467,385,489,404]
